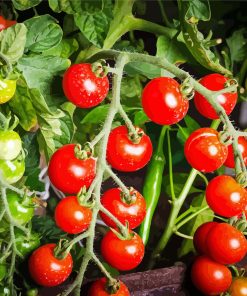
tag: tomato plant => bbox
[100,188,146,229]
[15,230,40,257]
[88,278,130,296]
[225,136,247,168]
[0,130,22,160]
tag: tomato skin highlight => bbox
[225,136,247,168]
[184,127,228,172]
[0,130,22,160]
[141,77,189,125]
[193,222,218,255]
[191,256,232,295]
[101,230,144,271]
[28,244,73,287]
[48,144,96,194]
[206,175,247,218]
[0,155,25,184]
[0,79,16,104]
[229,277,247,296]
[106,125,152,172]
[206,223,247,265]
[55,195,92,234]
[100,188,146,229]
[194,73,237,119]
[63,63,109,108]
[88,278,130,296]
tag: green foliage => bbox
[12,0,42,10]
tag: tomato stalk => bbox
[104,165,130,196]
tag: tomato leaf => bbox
[184,0,211,22]
[176,115,201,144]
[134,110,149,126]
[0,23,27,64]
[24,15,63,53]
[42,38,79,58]
[48,0,104,14]
[177,193,214,258]
[22,132,40,175]
[226,29,247,65]
[12,0,42,10]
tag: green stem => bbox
[91,253,115,282]
[175,207,194,224]
[104,165,130,195]
[167,129,176,200]
[90,130,105,147]
[174,231,193,240]
[157,0,172,27]
[118,104,139,138]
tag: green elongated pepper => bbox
[139,125,167,245]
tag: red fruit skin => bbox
[101,230,144,271]
[62,63,109,108]
[206,223,247,265]
[0,16,16,31]
[206,175,247,218]
[28,244,73,287]
[106,125,153,172]
[194,73,237,119]
[184,127,228,172]
[191,256,232,295]
[193,222,218,255]
[48,144,96,194]
[225,137,247,168]
[88,278,130,296]
[55,196,92,234]
[142,77,189,125]
[100,188,146,229]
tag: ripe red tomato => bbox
[100,188,146,229]
[184,127,228,172]
[194,73,237,119]
[141,77,189,125]
[225,136,247,168]
[0,16,16,31]
[28,244,73,287]
[206,223,247,265]
[48,144,96,194]
[106,125,152,172]
[229,277,247,296]
[193,222,218,255]
[101,230,144,271]
[62,63,109,108]
[55,195,92,234]
[206,175,247,218]
[88,278,130,296]
[191,256,232,295]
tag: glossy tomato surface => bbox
[0,130,22,160]
[28,243,73,287]
[48,144,96,194]
[106,125,152,172]
[55,195,92,234]
[63,63,109,108]
[191,256,232,295]
[194,73,237,119]
[206,223,247,265]
[184,127,228,172]
[88,278,130,296]
[0,16,16,31]
[101,230,144,271]
[206,175,247,217]
[225,136,247,168]
[0,155,25,184]
[142,77,189,125]
[229,277,247,296]
[0,79,16,104]
[193,222,218,255]
[100,188,146,229]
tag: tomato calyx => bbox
[53,239,71,260]
[76,186,95,208]
[229,214,247,233]
[110,224,134,241]
[91,59,108,78]
[120,187,137,205]
[236,172,247,188]
[104,278,121,294]
[128,127,144,144]
[224,78,238,92]
[219,130,233,146]
[74,143,94,160]
[180,77,195,100]
[0,113,19,132]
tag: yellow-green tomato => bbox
[0,130,22,160]
[0,79,16,104]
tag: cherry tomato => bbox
[88,278,130,296]
[55,195,92,234]
[206,175,247,218]
[0,264,7,281]
[101,230,144,271]
[0,152,25,184]
[0,16,16,31]
[225,137,247,168]
[184,127,228,172]
[193,222,218,255]
[229,277,247,296]
[100,188,146,229]
[191,256,232,295]
[6,191,34,225]
[206,223,247,265]
[15,230,40,257]
[0,130,22,160]
[106,125,152,172]
[48,144,96,194]
[63,63,109,108]
[194,73,237,119]
[141,77,189,125]
[28,243,73,287]
[0,79,16,104]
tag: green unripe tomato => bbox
[0,130,22,160]
[26,288,38,296]
[0,153,25,184]
[0,79,16,104]
[15,230,40,257]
